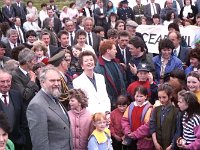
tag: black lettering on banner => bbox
[142,33,148,43]
[155,35,162,44]
[148,34,157,44]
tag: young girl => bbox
[187,71,200,102]
[177,90,200,149]
[149,83,179,150]
[121,86,153,150]
[67,89,93,150]
[88,112,113,150]
[31,41,48,63]
[110,95,129,150]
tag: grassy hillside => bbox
[0,0,74,10]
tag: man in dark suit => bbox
[57,30,71,51]
[63,20,76,46]
[0,42,11,68]
[94,0,107,30]
[144,0,161,24]
[26,66,73,150]
[39,31,59,58]
[0,69,27,150]
[47,7,62,34]
[5,29,19,58]
[82,0,93,17]
[12,17,25,44]
[12,0,27,24]
[168,31,190,66]
[83,17,101,56]
[2,0,15,26]
[117,0,135,22]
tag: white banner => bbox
[136,25,200,54]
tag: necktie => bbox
[152,3,156,15]
[174,49,178,57]
[88,33,92,46]
[14,44,16,48]
[2,95,8,106]
[173,0,177,9]
[17,27,23,44]
[70,33,74,46]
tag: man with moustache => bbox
[26,66,73,150]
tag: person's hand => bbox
[29,71,36,82]
[120,63,127,70]
[154,142,163,150]
[114,134,122,141]
[177,137,187,149]
[166,144,172,150]
[129,63,137,75]
[148,72,154,84]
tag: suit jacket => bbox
[94,7,107,27]
[144,3,161,24]
[116,45,131,65]
[11,68,39,110]
[12,2,27,21]
[53,17,62,34]
[82,7,92,17]
[90,32,101,56]
[178,46,190,65]
[0,10,3,22]
[4,42,20,58]
[73,72,111,114]
[0,56,11,68]
[12,26,26,44]
[117,7,135,21]
[49,45,59,57]
[0,89,27,145]
[26,90,73,150]
[2,5,15,25]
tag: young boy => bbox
[110,95,129,150]
[127,63,158,104]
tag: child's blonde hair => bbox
[92,112,106,122]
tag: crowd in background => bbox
[0,0,200,150]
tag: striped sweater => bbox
[182,112,200,144]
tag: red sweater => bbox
[131,105,145,131]
[110,108,124,137]
[127,81,151,98]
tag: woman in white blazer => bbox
[72,51,111,114]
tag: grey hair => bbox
[0,69,12,79]
[6,29,18,38]
[4,59,19,74]
[82,17,94,25]
[39,65,60,83]
[26,13,33,20]
[18,48,36,65]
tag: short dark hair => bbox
[39,31,50,39]
[133,86,148,98]
[93,26,104,34]
[57,30,69,39]
[158,83,173,98]
[118,30,130,39]
[25,30,36,39]
[41,3,47,8]
[107,29,118,39]
[158,38,175,53]
[168,23,180,32]
[188,47,200,61]
[69,2,75,8]
[27,1,33,5]
[78,50,97,66]
[116,95,129,106]
[115,20,125,29]
[129,36,145,52]
[75,29,87,41]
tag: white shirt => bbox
[0,93,9,104]
[174,45,180,56]
[15,25,25,43]
[8,41,17,49]
[86,32,93,46]
[19,66,28,76]
[84,7,91,17]
[150,3,157,17]
[23,21,41,32]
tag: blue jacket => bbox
[185,65,193,76]
[153,55,183,83]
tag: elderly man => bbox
[11,48,39,110]
[48,50,73,109]
[0,42,11,68]
[23,13,41,33]
[27,66,73,150]
[5,29,19,58]
[0,69,27,150]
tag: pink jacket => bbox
[68,109,93,150]
[185,125,200,150]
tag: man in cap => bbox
[48,50,72,109]
[117,0,135,22]
[127,62,158,104]
[126,20,147,51]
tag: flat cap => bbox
[48,50,65,67]
[126,20,138,28]
[121,0,129,4]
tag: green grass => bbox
[0,0,74,10]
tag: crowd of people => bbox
[0,0,200,150]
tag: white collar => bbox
[19,66,28,76]
[102,56,111,61]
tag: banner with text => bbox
[136,25,200,54]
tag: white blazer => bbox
[73,72,111,114]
